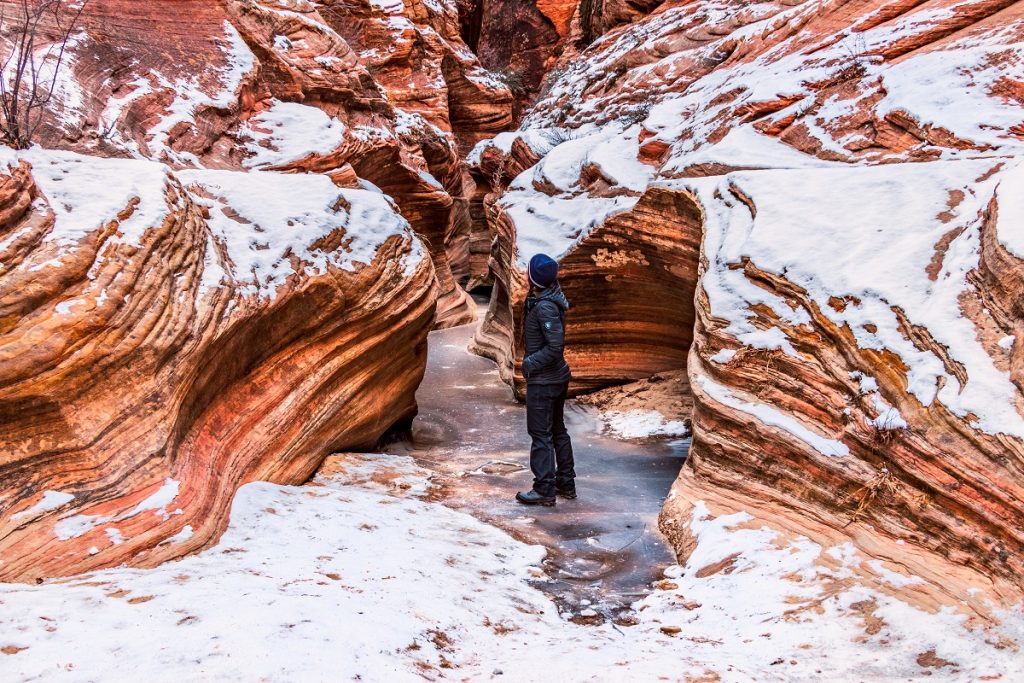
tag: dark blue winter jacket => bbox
[522,283,571,385]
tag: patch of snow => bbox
[687,160,1024,439]
[143,21,257,166]
[465,128,567,166]
[6,455,1022,681]
[241,100,347,169]
[876,34,1024,153]
[53,514,109,541]
[698,375,850,457]
[996,162,1024,259]
[867,560,925,589]
[643,501,1023,680]
[180,168,415,300]
[507,192,638,268]
[128,478,179,519]
[401,232,426,277]
[709,349,737,364]
[602,409,689,439]
[12,491,75,521]
[53,299,84,316]
[99,76,154,151]
[0,147,177,258]
[161,525,193,545]
[417,169,444,190]
[662,126,841,175]
[511,124,652,194]
[851,372,908,430]
[1,30,87,130]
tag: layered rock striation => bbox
[471,178,701,398]
[0,148,435,581]
[0,0,517,579]
[662,161,1024,598]
[456,0,663,119]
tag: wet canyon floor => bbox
[389,299,689,622]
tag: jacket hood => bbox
[536,283,570,311]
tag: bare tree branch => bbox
[0,0,89,148]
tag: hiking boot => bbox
[555,484,577,500]
[515,490,556,507]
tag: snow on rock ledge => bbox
[2,453,1020,680]
[665,159,1024,597]
[7,0,514,330]
[0,148,436,582]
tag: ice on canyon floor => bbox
[2,454,1020,682]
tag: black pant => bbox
[526,381,574,496]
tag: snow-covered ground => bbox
[2,453,1020,682]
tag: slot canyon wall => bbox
[0,0,511,581]
[1,0,1022,618]
[468,0,1024,604]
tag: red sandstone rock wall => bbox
[662,161,1024,597]
[457,0,663,120]
[0,149,436,581]
[472,185,700,398]
[0,0,515,580]
[472,0,1024,393]
[470,0,1024,602]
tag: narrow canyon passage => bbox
[389,297,689,617]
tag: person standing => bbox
[516,253,575,507]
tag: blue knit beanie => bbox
[528,253,559,288]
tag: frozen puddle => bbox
[2,452,1021,681]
